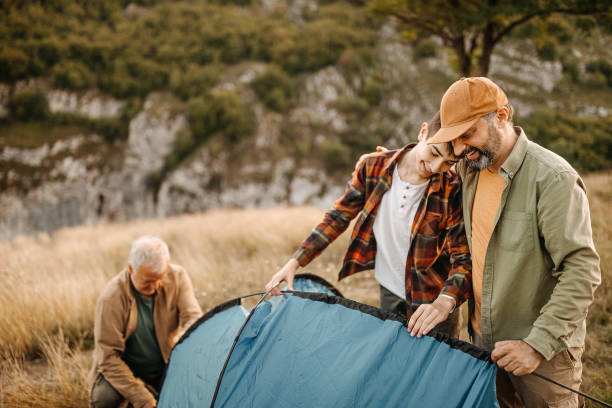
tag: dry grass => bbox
[0,171,610,407]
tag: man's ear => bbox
[418,122,428,142]
[128,264,134,275]
[496,107,510,127]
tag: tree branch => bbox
[492,6,610,45]
[388,11,454,42]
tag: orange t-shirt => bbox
[470,169,505,336]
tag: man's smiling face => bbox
[452,116,502,171]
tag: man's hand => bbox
[355,146,389,172]
[407,295,455,338]
[265,258,299,296]
[491,340,544,376]
[143,398,156,408]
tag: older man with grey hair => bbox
[88,236,202,408]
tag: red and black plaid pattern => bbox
[293,144,472,311]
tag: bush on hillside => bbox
[334,96,369,117]
[8,89,50,121]
[413,39,438,61]
[320,139,352,174]
[48,112,127,143]
[283,18,374,74]
[0,47,30,83]
[52,61,96,90]
[535,39,559,61]
[561,56,581,83]
[360,70,384,106]
[170,64,221,100]
[586,58,612,87]
[522,108,612,172]
[251,65,293,112]
[188,90,253,145]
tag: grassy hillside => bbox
[1,0,611,181]
[0,171,610,406]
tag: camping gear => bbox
[158,274,499,407]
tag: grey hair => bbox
[484,104,514,124]
[128,235,170,275]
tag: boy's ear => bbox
[417,122,428,142]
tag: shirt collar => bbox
[499,127,528,179]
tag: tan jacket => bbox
[87,264,202,407]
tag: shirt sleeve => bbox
[293,157,368,267]
[94,297,155,408]
[523,171,601,360]
[439,178,473,306]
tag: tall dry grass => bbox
[0,172,610,407]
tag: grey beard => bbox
[465,147,494,170]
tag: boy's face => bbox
[413,124,458,178]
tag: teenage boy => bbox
[266,112,472,337]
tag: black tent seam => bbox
[160,275,343,395]
[289,291,493,363]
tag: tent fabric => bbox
[158,275,499,408]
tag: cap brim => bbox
[427,118,479,144]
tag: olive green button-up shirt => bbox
[457,127,600,360]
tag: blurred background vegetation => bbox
[0,0,610,175]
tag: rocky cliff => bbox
[0,21,605,241]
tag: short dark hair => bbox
[425,111,456,158]
[427,111,441,136]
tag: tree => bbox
[370,0,611,76]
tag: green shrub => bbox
[8,89,50,121]
[284,18,374,74]
[336,47,375,74]
[334,96,369,116]
[522,108,612,172]
[35,38,66,67]
[545,19,573,44]
[561,56,581,83]
[320,139,352,174]
[188,90,253,145]
[574,17,597,34]
[535,39,559,62]
[512,22,541,39]
[0,47,30,83]
[586,58,612,87]
[413,39,437,61]
[170,64,221,100]
[251,65,293,112]
[52,60,96,90]
[47,112,128,143]
[360,70,384,106]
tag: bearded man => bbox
[428,77,600,407]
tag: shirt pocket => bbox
[496,210,534,252]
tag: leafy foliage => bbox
[522,109,612,172]
[251,65,293,112]
[0,1,378,100]
[8,89,50,121]
[188,90,253,146]
[370,0,612,76]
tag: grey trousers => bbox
[379,285,460,337]
[90,374,161,408]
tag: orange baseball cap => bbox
[428,77,508,144]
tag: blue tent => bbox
[158,274,498,407]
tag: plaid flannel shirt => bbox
[293,144,472,311]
